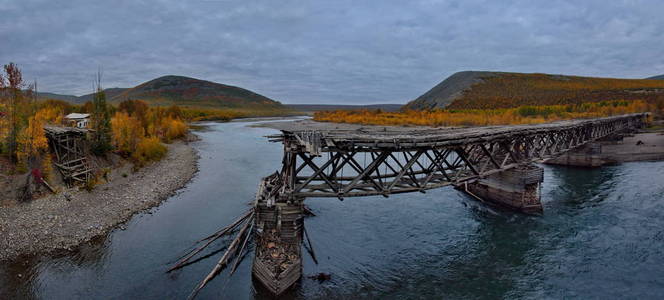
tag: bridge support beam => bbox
[458,164,544,214]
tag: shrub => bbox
[163,118,188,142]
[132,136,167,165]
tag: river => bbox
[2,119,664,299]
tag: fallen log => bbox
[198,208,253,242]
[168,208,253,273]
[229,221,254,275]
[42,180,56,193]
[188,214,254,300]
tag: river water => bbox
[2,119,664,299]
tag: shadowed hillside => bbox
[406,71,664,110]
[404,71,500,110]
[648,74,664,80]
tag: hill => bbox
[110,75,281,108]
[648,75,664,80]
[35,92,80,103]
[78,88,128,103]
[36,76,283,109]
[405,71,664,110]
[404,71,500,110]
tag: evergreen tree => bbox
[90,71,112,155]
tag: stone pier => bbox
[545,142,606,167]
[458,164,544,214]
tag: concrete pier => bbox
[459,165,544,214]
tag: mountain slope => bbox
[36,92,80,103]
[648,74,664,80]
[111,75,281,108]
[406,71,664,110]
[404,71,500,110]
[78,88,128,103]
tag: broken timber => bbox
[44,126,92,186]
[251,113,649,295]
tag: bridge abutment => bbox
[458,164,544,214]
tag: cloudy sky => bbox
[1,0,664,104]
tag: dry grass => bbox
[314,100,657,127]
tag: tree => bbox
[16,110,49,172]
[90,71,112,155]
[110,111,144,155]
[3,62,27,162]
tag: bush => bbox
[163,118,188,142]
[132,137,167,165]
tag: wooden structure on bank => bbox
[250,113,648,295]
[44,126,92,186]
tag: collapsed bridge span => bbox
[250,113,648,295]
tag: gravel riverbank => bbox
[0,138,199,262]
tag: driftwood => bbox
[229,221,254,275]
[168,208,254,273]
[198,208,254,242]
[42,180,56,193]
[188,213,254,300]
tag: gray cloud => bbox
[1,0,663,104]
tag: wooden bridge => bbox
[248,113,648,295]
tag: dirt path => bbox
[0,139,199,262]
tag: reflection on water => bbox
[1,119,663,299]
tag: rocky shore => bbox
[0,137,199,262]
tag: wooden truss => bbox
[44,126,92,186]
[267,113,648,200]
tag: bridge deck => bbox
[266,113,648,148]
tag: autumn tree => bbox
[90,71,112,155]
[16,109,49,173]
[110,111,144,155]
[118,99,149,131]
[2,63,29,162]
[80,101,94,113]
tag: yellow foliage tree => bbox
[110,112,144,155]
[16,110,49,173]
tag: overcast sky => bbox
[1,0,664,104]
